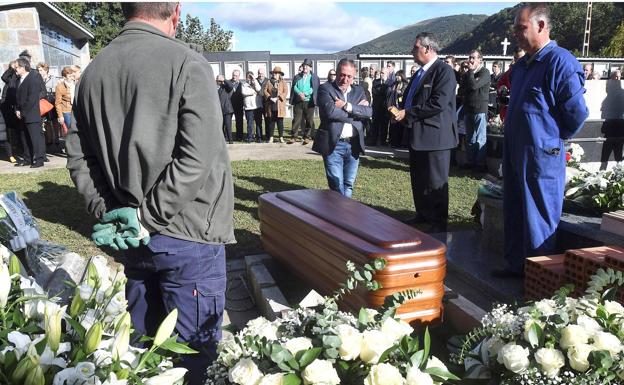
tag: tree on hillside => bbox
[176,14,232,52]
[604,21,624,58]
[55,3,232,57]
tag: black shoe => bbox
[44,156,50,162]
[403,214,428,225]
[491,268,525,279]
[228,141,234,144]
[14,160,30,167]
[30,161,44,168]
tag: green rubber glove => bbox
[101,207,142,237]
[91,223,119,247]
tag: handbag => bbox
[39,98,54,116]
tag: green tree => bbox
[176,14,232,52]
[54,2,125,57]
[603,21,624,57]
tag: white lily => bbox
[102,373,128,385]
[6,331,44,359]
[38,343,70,370]
[0,262,11,309]
[112,324,130,360]
[143,368,187,385]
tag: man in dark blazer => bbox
[394,33,458,233]
[227,69,244,141]
[216,74,234,144]
[312,58,372,198]
[14,58,45,168]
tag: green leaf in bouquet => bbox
[590,349,614,370]
[378,343,398,363]
[287,358,300,371]
[325,347,339,359]
[358,308,370,326]
[353,271,364,281]
[424,366,461,381]
[3,350,17,372]
[283,373,302,385]
[410,350,425,368]
[527,322,542,348]
[372,258,386,270]
[11,306,25,326]
[65,316,86,339]
[408,336,419,353]
[158,336,199,354]
[421,327,431,368]
[270,344,293,364]
[298,347,322,368]
[346,279,355,290]
[400,336,410,356]
[322,335,341,348]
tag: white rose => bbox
[336,324,362,361]
[258,373,284,385]
[381,317,413,342]
[218,337,244,367]
[360,330,394,364]
[576,315,602,337]
[559,324,589,350]
[522,319,545,344]
[604,300,624,316]
[246,317,278,341]
[485,337,505,357]
[534,348,565,377]
[497,343,530,373]
[405,366,433,385]
[567,343,593,372]
[592,331,623,356]
[228,358,263,385]
[284,337,313,355]
[535,299,556,317]
[364,363,404,385]
[302,359,340,385]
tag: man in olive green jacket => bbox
[66,4,234,384]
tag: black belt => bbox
[338,137,352,142]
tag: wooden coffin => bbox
[258,189,446,323]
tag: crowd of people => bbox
[0,50,81,168]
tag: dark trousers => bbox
[244,109,258,141]
[20,120,45,164]
[233,106,244,141]
[409,148,451,231]
[268,115,284,138]
[389,122,403,147]
[123,234,226,385]
[222,113,232,143]
[253,109,265,140]
[371,109,389,145]
[292,101,315,139]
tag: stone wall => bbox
[0,7,44,70]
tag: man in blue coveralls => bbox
[493,3,588,278]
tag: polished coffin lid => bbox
[258,189,447,322]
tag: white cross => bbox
[229,33,238,51]
[501,38,511,56]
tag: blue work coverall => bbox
[503,41,588,273]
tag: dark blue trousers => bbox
[123,234,226,385]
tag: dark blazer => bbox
[15,71,44,124]
[228,79,244,109]
[1,67,19,105]
[290,72,321,106]
[461,66,490,114]
[255,77,268,109]
[218,81,234,115]
[400,58,458,151]
[312,82,372,157]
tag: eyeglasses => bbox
[329,73,336,76]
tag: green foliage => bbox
[53,2,126,57]
[53,3,232,57]
[603,21,624,57]
[328,258,386,305]
[585,268,624,299]
[176,15,232,52]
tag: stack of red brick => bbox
[525,246,624,303]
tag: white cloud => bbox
[208,2,393,52]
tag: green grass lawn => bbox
[0,158,481,259]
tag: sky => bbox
[181,1,518,54]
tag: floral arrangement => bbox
[486,116,504,135]
[0,244,194,385]
[565,143,585,169]
[565,162,624,212]
[454,268,624,385]
[205,259,458,385]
